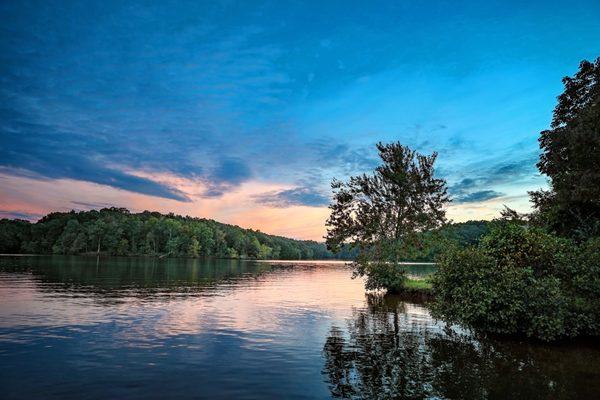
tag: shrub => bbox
[569,237,600,334]
[353,257,407,293]
[431,223,600,341]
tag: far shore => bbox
[0,253,436,265]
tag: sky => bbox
[1,1,599,240]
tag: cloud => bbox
[70,201,123,210]
[197,158,254,198]
[2,0,581,231]
[254,187,330,208]
[310,140,379,173]
[0,3,288,201]
[448,153,538,204]
[487,157,539,182]
[449,178,478,194]
[454,190,504,204]
[211,158,253,185]
[0,210,42,221]
[0,153,191,203]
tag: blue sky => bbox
[1,1,599,239]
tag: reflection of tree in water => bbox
[323,294,600,399]
[0,256,273,300]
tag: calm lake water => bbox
[0,256,599,399]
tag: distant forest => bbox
[0,208,490,260]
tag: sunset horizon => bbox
[2,2,600,399]
[3,2,599,240]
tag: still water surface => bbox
[0,256,599,399]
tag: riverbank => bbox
[398,277,434,300]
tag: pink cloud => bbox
[1,168,533,241]
[0,171,330,240]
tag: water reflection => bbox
[323,294,600,399]
[1,257,366,399]
[264,260,437,280]
[0,255,273,295]
[1,256,599,399]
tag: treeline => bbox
[413,220,491,261]
[0,208,358,260]
[0,209,490,261]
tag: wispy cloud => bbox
[200,158,254,197]
[454,190,504,203]
[253,187,330,208]
[448,151,540,204]
[0,3,289,200]
[0,210,42,221]
[70,201,123,210]
[1,0,597,235]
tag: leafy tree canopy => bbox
[531,58,600,239]
[326,142,450,292]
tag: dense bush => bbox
[431,223,600,341]
[353,258,408,293]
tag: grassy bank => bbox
[401,277,433,295]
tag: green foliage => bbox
[353,258,408,293]
[530,58,600,239]
[401,220,492,262]
[326,142,450,292]
[432,223,600,341]
[402,277,432,292]
[0,208,357,260]
[440,220,491,247]
[0,219,30,253]
[187,237,200,258]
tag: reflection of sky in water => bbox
[0,260,327,398]
[1,256,599,400]
[0,257,436,399]
[0,256,443,399]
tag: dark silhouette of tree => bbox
[326,142,449,292]
[531,58,600,239]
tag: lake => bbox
[1,256,599,399]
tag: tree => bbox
[0,219,30,253]
[52,219,81,254]
[1,207,352,260]
[258,243,272,259]
[70,231,88,253]
[192,223,213,256]
[245,237,262,258]
[531,58,600,239]
[279,242,301,259]
[187,236,200,258]
[116,238,129,255]
[323,293,593,398]
[125,218,143,254]
[326,142,449,292]
[165,237,182,256]
[87,219,108,254]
